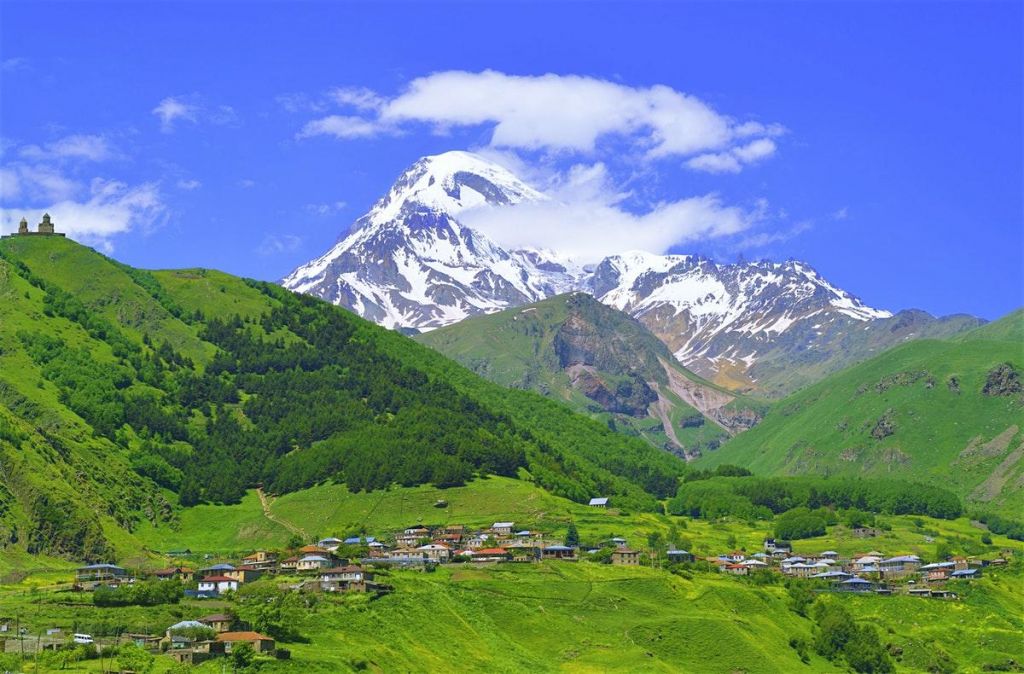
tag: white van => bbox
[72,634,94,645]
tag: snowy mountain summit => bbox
[283,151,926,392]
[282,151,577,329]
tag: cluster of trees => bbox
[811,602,894,673]
[974,512,1024,542]
[93,579,183,607]
[667,476,962,524]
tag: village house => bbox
[920,562,956,582]
[465,535,489,550]
[950,568,981,580]
[838,576,873,592]
[241,551,278,571]
[216,631,275,654]
[610,537,628,548]
[198,614,234,633]
[127,633,163,651]
[321,565,374,592]
[588,497,609,508]
[611,548,640,566]
[505,540,542,562]
[720,551,746,563]
[153,566,193,581]
[434,533,463,547]
[741,559,769,570]
[416,543,452,563]
[782,562,819,578]
[279,556,301,572]
[75,564,128,583]
[852,527,881,538]
[197,563,235,577]
[318,537,344,551]
[198,576,238,594]
[491,522,515,537]
[541,545,576,561]
[878,555,922,579]
[224,567,263,584]
[296,555,333,572]
[471,548,512,563]
[811,570,853,582]
[667,549,694,563]
[384,546,421,560]
[343,535,377,546]
[820,551,840,561]
[725,563,748,576]
[396,527,431,547]
[851,555,882,572]
[166,639,225,666]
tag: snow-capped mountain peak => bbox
[283,150,903,391]
[282,152,572,330]
[360,150,546,230]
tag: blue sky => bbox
[1,1,1020,319]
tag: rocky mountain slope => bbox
[0,235,687,560]
[284,151,982,396]
[698,309,1024,516]
[418,293,764,458]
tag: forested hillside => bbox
[0,236,686,561]
[701,311,1024,516]
[417,293,765,457]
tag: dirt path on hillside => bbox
[257,488,307,539]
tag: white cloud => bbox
[297,71,783,170]
[305,201,347,216]
[1,179,164,248]
[237,179,256,189]
[0,168,21,200]
[152,96,236,133]
[329,86,385,112]
[20,134,116,162]
[297,115,388,140]
[686,138,777,174]
[832,207,849,220]
[153,97,199,132]
[2,57,28,72]
[12,164,80,201]
[459,162,766,262]
[176,178,202,191]
[257,233,302,256]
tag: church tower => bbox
[38,213,55,234]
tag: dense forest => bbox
[667,474,964,537]
[0,238,686,552]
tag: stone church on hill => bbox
[3,213,65,238]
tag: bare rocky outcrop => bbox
[982,363,1022,397]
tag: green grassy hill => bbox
[0,236,689,562]
[4,473,1023,673]
[417,293,766,457]
[700,311,1024,515]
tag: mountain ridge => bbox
[283,150,983,396]
[417,292,766,458]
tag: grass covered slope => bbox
[417,293,765,457]
[700,311,1024,515]
[9,474,1024,673]
[0,236,689,560]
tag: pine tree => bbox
[565,521,579,548]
